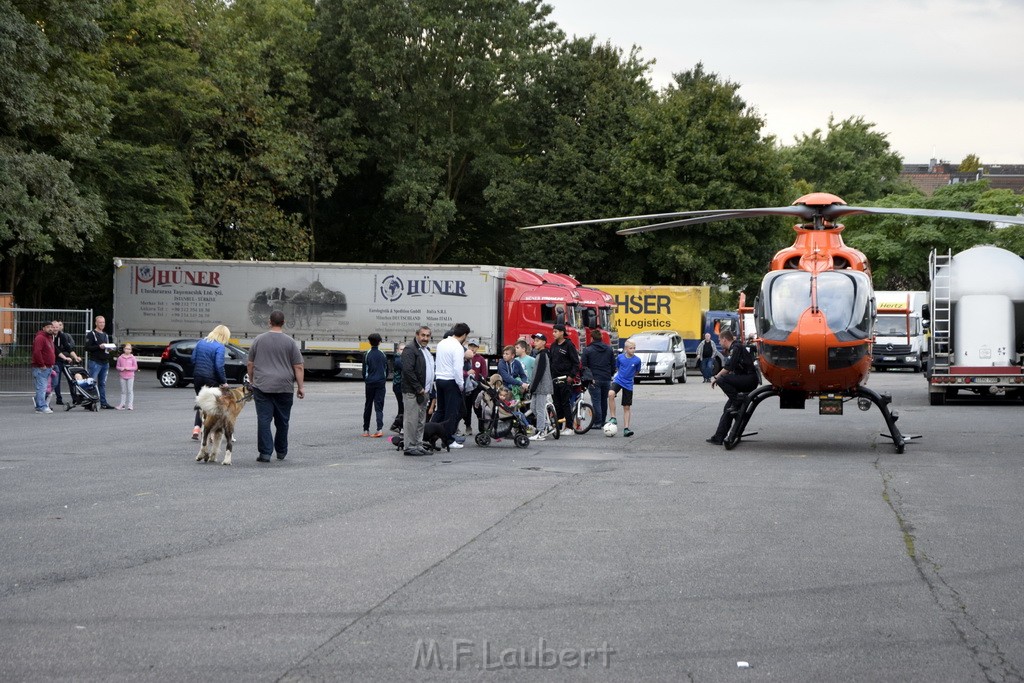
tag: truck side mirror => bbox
[921,303,930,322]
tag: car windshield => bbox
[633,338,670,352]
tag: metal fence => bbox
[0,308,94,394]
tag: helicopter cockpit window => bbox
[818,271,872,340]
[757,270,872,342]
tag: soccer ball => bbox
[603,422,618,437]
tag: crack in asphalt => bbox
[275,474,577,681]
[875,460,1023,683]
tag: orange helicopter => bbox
[522,192,1024,453]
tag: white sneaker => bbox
[560,428,573,436]
[36,407,53,414]
[529,433,546,441]
[448,442,464,449]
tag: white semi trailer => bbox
[927,246,1024,404]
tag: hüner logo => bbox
[380,275,468,302]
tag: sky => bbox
[543,0,1024,165]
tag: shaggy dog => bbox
[194,384,252,465]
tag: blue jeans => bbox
[363,381,386,431]
[33,367,52,410]
[588,380,610,425]
[254,388,293,458]
[88,360,110,406]
[700,358,714,381]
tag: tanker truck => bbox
[113,259,594,379]
[926,246,1024,404]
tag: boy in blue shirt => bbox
[606,339,641,437]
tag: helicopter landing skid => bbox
[723,385,778,451]
[854,385,915,454]
[723,384,914,454]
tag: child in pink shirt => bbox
[115,343,139,410]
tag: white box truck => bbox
[926,246,1024,404]
[872,290,927,371]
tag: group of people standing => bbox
[30,316,138,413]
[373,322,649,457]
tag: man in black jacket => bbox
[707,329,758,445]
[401,326,435,456]
[581,332,615,426]
[548,323,580,435]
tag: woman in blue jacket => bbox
[191,325,230,439]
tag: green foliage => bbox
[195,0,332,261]
[7,0,1021,314]
[314,0,561,263]
[485,37,656,278]
[609,64,787,291]
[844,181,1022,289]
[0,0,109,295]
[780,115,903,204]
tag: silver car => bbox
[627,331,688,384]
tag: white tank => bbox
[947,246,1024,301]
[939,246,1024,366]
[954,295,1015,366]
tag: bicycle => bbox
[554,375,595,434]
[520,392,560,440]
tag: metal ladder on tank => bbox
[929,249,952,374]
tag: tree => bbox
[313,0,561,263]
[193,0,333,261]
[845,181,1021,289]
[959,153,981,173]
[607,64,788,290]
[0,0,109,298]
[483,37,655,277]
[85,0,221,266]
[780,115,904,204]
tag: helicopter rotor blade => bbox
[823,205,1024,225]
[517,210,731,231]
[521,205,819,232]
[615,207,818,235]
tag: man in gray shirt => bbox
[247,310,305,463]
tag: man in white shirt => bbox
[432,322,470,449]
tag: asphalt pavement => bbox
[1,370,1022,681]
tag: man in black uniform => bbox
[707,329,758,445]
[548,323,580,435]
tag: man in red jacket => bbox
[32,322,56,413]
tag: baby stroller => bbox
[62,365,100,412]
[473,376,532,448]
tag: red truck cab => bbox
[503,268,581,348]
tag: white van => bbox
[873,291,928,371]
